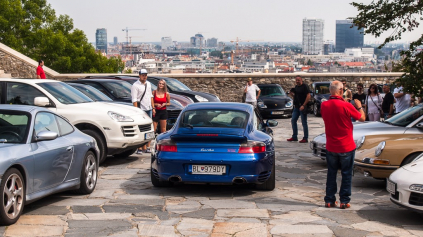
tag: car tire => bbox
[256,161,275,191]
[0,168,25,225]
[401,152,423,166]
[313,103,321,117]
[81,129,107,164]
[113,148,137,158]
[151,166,173,187]
[73,151,98,194]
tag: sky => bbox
[47,0,421,44]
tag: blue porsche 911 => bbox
[150,102,278,190]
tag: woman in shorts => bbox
[153,79,170,134]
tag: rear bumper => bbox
[258,108,293,117]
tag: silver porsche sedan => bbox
[311,104,423,160]
[0,105,99,225]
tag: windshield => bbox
[315,84,330,94]
[37,82,93,104]
[181,109,248,128]
[258,85,286,96]
[70,84,113,101]
[164,79,191,91]
[385,105,423,127]
[0,110,30,144]
[102,81,132,98]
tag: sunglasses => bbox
[357,87,363,89]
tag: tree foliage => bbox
[350,0,423,96]
[0,0,124,73]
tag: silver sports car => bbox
[311,105,423,160]
[0,105,99,225]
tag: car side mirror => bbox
[266,119,278,127]
[34,97,50,107]
[36,131,58,142]
[416,122,423,129]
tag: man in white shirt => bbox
[131,69,154,153]
[393,84,410,113]
[243,78,261,107]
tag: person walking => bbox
[365,84,383,121]
[153,79,170,134]
[287,76,310,143]
[243,78,261,107]
[131,69,154,154]
[321,80,365,209]
[36,60,46,79]
[393,83,410,114]
[342,80,352,102]
[382,84,394,119]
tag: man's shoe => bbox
[299,139,308,143]
[145,148,151,153]
[325,201,338,208]
[340,203,351,209]
[287,138,298,142]
[136,150,143,154]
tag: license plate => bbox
[145,132,155,140]
[192,165,226,175]
[272,111,284,115]
[386,179,396,195]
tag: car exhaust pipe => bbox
[169,175,182,183]
[232,177,246,184]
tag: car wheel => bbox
[113,148,137,158]
[74,151,98,194]
[81,129,107,164]
[0,168,25,225]
[256,161,275,191]
[313,103,320,117]
[150,166,173,187]
[401,152,423,166]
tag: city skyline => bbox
[47,0,420,44]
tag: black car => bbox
[256,84,293,118]
[309,81,331,116]
[65,79,184,130]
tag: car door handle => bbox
[66,146,73,152]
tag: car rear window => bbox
[181,110,248,128]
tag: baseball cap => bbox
[139,69,148,75]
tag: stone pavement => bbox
[3,116,423,237]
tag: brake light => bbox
[238,141,266,153]
[156,139,177,152]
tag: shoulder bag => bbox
[137,83,148,109]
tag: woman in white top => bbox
[366,84,383,121]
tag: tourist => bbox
[393,83,410,114]
[131,69,154,154]
[352,83,366,122]
[365,84,383,121]
[287,76,310,143]
[382,85,394,119]
[341,80,352,102]
[243,78,261,108]
[321,80,365,209]
[36,60,46,79]
[153,79,170,134]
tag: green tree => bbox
[0,0,124,73]
[350,0,423,96]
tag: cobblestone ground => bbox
[3,116,423,237]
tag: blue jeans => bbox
[325,150,355,204]
[144,110,152,118]
[291,107,308,140]
[384,112,389,120]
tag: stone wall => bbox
[56,73,403,102]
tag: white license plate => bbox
[192,165,226,175]
[145,132,155,140]
[386,180,396,195]
[272,111,284,115]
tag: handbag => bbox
[137,83,148,109]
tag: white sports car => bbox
[387,154,423,213]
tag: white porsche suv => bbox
[0,79,154,163]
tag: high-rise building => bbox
[190,37,196,47]
[207,38,218,47]
[95,28,107,53]
[302,18,324,55]
[161,37,172,50]
[113,36,118,45]
[335,20,364,52]
[323,40,335,55]
[194,34,204,47]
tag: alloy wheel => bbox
[3,174,23,220]
[85,154,97,190]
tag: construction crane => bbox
[122,27,146,46]
[230,37,263,58]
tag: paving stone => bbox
[6,225,64,236]
[105,204,169,220]
[404,225,423,237]
[352,221,414,236]
[0,227,5,237]
[176,218,214,237]
[138,224,178,237]
[68,213,132,220]
[160,218,181,226]
[67,220,132,235]
[24,205,69,215]
[107,229,139,237]
[14,215,66,226]
[166,201,201,214]
[315,210,368,225]
[71,206,103,213]
[356,210,423,226]
[200,200,257,209]
[328,226,371,237]
[48,198,108,206]
[227,218,261,223]
[216,209,269,218]
[270,224,333,235]
[181,208,215,220]
[212,222,267,237]
[88,189,115,198]
[270,211,323,225]
[109,198,165,206]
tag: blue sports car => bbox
[150,102,278,190]
[0,105,99,225]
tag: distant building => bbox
[302,18,324,55]
[190,37,196,47]
[96,28,107,53]
[113,36,118,45]
[207,38,218,47]
[335,20,364,52]
[161,37,173,50]
[194,34,204,47]
[323,40,335,55]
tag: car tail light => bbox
[156,139,177,152]
[238,141,266,153]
